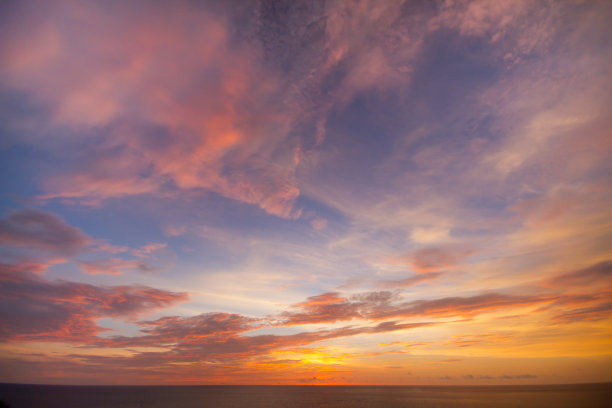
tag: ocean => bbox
[0,383,610,408]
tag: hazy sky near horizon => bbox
[1,0,611,385]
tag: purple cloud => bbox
[0,265,188,342]
[0,209,90,256]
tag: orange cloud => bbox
[281,289,557,325]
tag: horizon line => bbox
[2,382,611,388]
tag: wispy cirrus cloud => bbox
[376,272,445,289]
[281,290,555,326]
[77,258,154,275]
[78,242,173,275]
[549,302,612,324]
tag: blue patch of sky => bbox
[406,29,502,142]
[45,198,165,251]
[0,145,41,211]
[0,87,50,147]
[295,194,349,231]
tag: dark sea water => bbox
[1,383,610,408]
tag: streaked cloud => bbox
[545,261,612,289]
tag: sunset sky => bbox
[1,0,611,385]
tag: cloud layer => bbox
[0,0,611,385]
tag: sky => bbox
[0,0,611,386]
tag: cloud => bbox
[298,376,321,383]
[0,209,90,256]
[132,313,260,347]
[391,293,551,319]
[77,242,173,275]
[281,289,552,325]
[1,0,611,385]
[0,260,59,275]
[1,0,302,219]
[60,325,416,386]
[77,258,153,275]
[309,217,328,231]
[448,333,512,347]
[376,272,444,289]
[281,292,359,325]
[432,0,559,65]
[409,245,474,273]
[410,226,451,244]
[0,210,172,276]
[101,317,432,364]
[384,245,474,274]
[130,242,167,257]
[545,261,612,289]
[10,280,436,368]
[550,302,612,324]
[463,374,536,380]
[3,0,605,228]
[528,261,612,324]
[3,0,529,223]
[281,291,394,325]
[0,272,604,381]
[0,265,188,342]
[75,302,434,372]
[499,374,537,380]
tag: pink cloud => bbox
[77,258,152,275]
[309,216,328,231]
[131,242,166,257]
[434,0,532,37]
[409,245,474,273]
[0,261,57,275]
[1,0,302,219]
[385,245,474,274]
